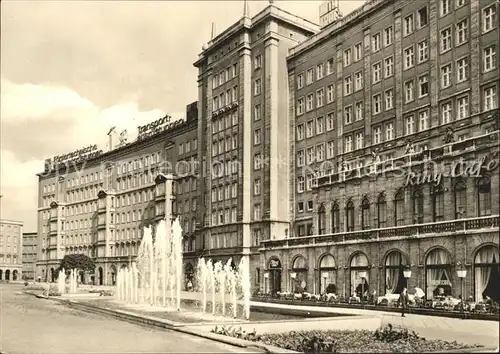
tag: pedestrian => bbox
[399,287,409,317]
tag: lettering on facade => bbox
[428,280,452,286]
[45,145,102,172]
[269,259,282,269]
[404,153,499,187]
[137,115,185,141]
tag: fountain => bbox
[57,269,66,294]
[115,216,252,320]
[69,268,78,294]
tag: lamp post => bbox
[457,266,467,318]
[403,267,412,289]
[264,272,269,294]
[359,271,367,304]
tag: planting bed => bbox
[212,324,484,353]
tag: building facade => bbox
[36,103,200,285]
[0,219,23,281]
[192,5,318,287]
[261,0,499,303]
[22,232,37,280]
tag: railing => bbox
[261,215,499,249]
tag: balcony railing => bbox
[261,215,499,250]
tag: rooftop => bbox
[288,0,390,60]
[0,219,23,226]
[195,4,319,64]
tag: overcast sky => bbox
[0,0,363,232]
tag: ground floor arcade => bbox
[260,232,499,304]
[0,265,22,281]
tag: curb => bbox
[38,295,296,354]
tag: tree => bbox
[58,254,95,273]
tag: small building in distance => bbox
[0,219,23,281]
[22,232,37,280]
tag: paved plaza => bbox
[0,284,261,354]
[1,283,499,353]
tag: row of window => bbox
[211,135,239,156]
[115,152,162,176]
[296,86,497,158]
[212,63,238,89]
[209,232,241,250]
[211,183,239,202]
[211,208,239,225]
[298,46,496,120]
[212,86,239,111]
[63,184,104,204]
[212,111,239,133]
[315,177,493,235]
[297,3,496,90]
[177,138,198,155]
[0,253,19,261]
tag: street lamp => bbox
[457,266,467,317]
[359,270,367,303]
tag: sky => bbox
[0,0,364,232]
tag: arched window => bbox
[454,180,467,219]
[319,254,336,294]
[346,200,355,232]
[350,253,369,299]
[412,187,424,224]
[394,189,405,226]
[331,203,340,233]
[377,193,387,228]
[425,248,452,299]
[384,251,407,294]
[477,177,492,217]
[291,256,308,293]
[361,197,371,230]
[432,183,445,222]
[317,205,326,235]
[474,245,499,302]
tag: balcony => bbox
[261,215,499,250]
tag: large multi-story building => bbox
[22,232,37,280]
[0,219,23,281]
[34,0,499,301]
[192,4,318,286]
[261,0,499,303]
[36,103,199,285]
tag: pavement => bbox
[6,283,499,353]
[249,301,499,349]
[0,284,262,354]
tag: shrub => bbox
[373,324,421,343]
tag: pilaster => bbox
[393,9,404,138]
[240,31,253,253]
